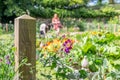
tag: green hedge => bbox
[31,6,119,18]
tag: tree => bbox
[98,0,102,5]
[0,0,35,23]
[1,0,118,23]
[3,0,89,19]
[109,0,115,4]
[0,0,6,22]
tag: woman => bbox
[52,14,62,35]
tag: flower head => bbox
[42,39,61,52]
[62,35,66,38]
[64,48,70,53]
[6,59,11,65]
[5,55,10,59]
[62,39,74,54]
[81,56,89,68]
[5,55,11,65]
[91,31,97,35]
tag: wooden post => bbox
[6,23,8,32]
[114,24,116,33]
[104,24,107,31]
[87,23,89,31]
[14,14,36,80]
[98,23,100,31]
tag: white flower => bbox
[81,56,89,68]
[40,42,43,48]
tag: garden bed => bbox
[0,31,120,80]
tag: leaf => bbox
[12,47,16,52]
[114,64,120,71]
[95,59,103,65]
[51,62,57,69]
[79,69,88,79]
[41,73,52,79]
[82,41,96,54]
[89,63,98,72]
[106,77,113,80]
[66,72,76,79]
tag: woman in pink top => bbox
[52,14,62,34]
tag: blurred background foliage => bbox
[0,0,120,23]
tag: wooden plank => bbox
[14,14,36,80]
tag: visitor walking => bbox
[39,23,47,38]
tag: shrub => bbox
[0,25,3,35]
[76,20,85,31]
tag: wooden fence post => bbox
[14,14,36,80]
[98,23,100,31]
[87,23,89,31]
[104,24,107,31]
[114,24,117,33]
[5,23,8,32]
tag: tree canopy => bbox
[0,0,119,23]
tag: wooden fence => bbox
[84,22,120,33]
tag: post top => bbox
[16,14,36,20]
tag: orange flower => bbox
[42,38,62,52]
[46,41,53,46]
[41,38,75,53]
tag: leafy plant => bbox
[38,31,120,80]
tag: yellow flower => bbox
[118,29,120,32]
[91,31,97,35]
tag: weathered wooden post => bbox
[14,14,36,80]
[98,23,100,31]
[87,23,90,31]
[104,24,107,31]
[114,24,117,33]
[5,23,8,32]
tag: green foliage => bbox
[95,32,116,45]
[108,16,119,24]
[1,0,119,23]
[0,29,2,35]
[76,20,85,31]
[100,6,117,17]
[38,30,120,80]
[79,69,88,79]
[0,25,3,35]
[1,29,120,80]
[53,8,71,18]
[52,6,119,18]
[41,0,69,8]
[0,0,88,19]
[0,34,15,79]
[81,37,96,54]
[89,63,98,72]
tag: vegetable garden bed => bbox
[0,31,120,80]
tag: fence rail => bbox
[84,23,120,33]
[1,20,120,33]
